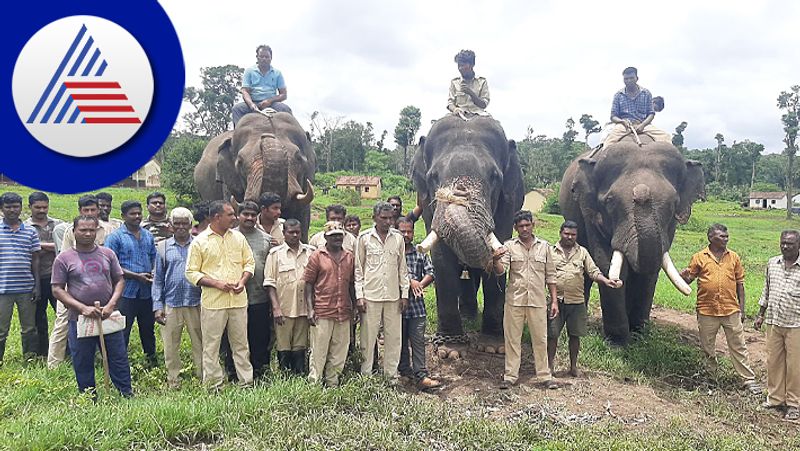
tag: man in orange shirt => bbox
[680,223,762,395]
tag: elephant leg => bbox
[458,268,481,321]
[475,271,505,355]
[625,272,658,335]
[431,245,469,360]
[599,284,629,346]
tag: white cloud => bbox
[162,0,800,153]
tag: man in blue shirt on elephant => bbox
[232,45,292,127]
[602,67,671,146]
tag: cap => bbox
[323,221,345,236]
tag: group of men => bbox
[0,189,443,396]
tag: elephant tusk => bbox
[294,179,315,205]
[662,252,691,296]
[417,231,439,254]
[609,250,624,280]
[487,233,503,251]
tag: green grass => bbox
[1,187,799,449]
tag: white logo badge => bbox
[12,15,154,158]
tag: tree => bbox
[160,133,207,204]
[578,114,601,149]
[738,140,765,191]
[778,85,799,218]
[672,121,688,149]
[182,65,244,137]
[714,133,725,183]
[393,106,422,174]
[309,111,343,172]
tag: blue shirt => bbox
[404,247,435,319]
[0,220,41,294]
[242,65,286,102]
[611,87,654,122]
[105,225,156,299]
[152,237,201,311]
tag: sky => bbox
[162,0,800,153]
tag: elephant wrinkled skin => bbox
[412,115,524,357]
[194,112,316,241]
[559,137,705,345]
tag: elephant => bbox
[412,115,524,359]
[193,112,317,241]
[559,136,705,345]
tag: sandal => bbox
[744,381,763,396]
[786,407,800,421]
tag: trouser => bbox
[35,278,57,356]
[67,320,132,396]
[222,303,271,379]
[202,306,253,387]
[162,305,203,385]
[697,312,756,382]
[275,316,310,351]
[766,325,800,408]
[398,316,428,380]
[47,300,70,368]
[232,101,292,126]
[119,297,156,360]
[308,317,350,387]
[360,299,402,378]
[0,292,37,361]
[603,122,672,146]
[503,304,550,383]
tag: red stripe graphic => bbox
[77,105,135,112]
[84,117,142,124]
[71,94,128,100]
[64,81,121,89]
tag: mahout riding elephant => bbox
[412,115,524,359]
[559,136,705,345]
[193,112,316,241]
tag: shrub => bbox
[161,134,206,205]
[543,183,561,215]
[330,188,361,206]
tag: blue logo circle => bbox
[1,1,184,193]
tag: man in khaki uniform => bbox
[308,204,356,253]
[185,200,256,388]
[447,49,490,118]
[355,202,410,381]
[547,221,620,378]
[48,195,114,369]
[495,210,558,389]
[265,218,314,374]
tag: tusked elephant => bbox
[559,136,705,345]
[412,115,524,359]
[194,112,316,241]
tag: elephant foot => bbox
[474,335,505,355]
[432,333,470,360]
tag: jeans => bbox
[232,101,292,126]
[222,303,272,379]
[35,278,57,356]
[67,320,132,396]
[119,297,156,360]
[399,316,428,379]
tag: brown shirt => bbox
[501,236,556,308]
[303,247,355,322]
[552,243,602,304]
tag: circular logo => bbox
[0,1,183,193]
[12,15,154,158]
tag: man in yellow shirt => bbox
[186,200,256,388]
[680,223,762,395]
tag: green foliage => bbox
[329,187,361,206]
[160,133,206,205]
[364,149,392,174]
[517,130,583,191]
[182,65,244,137]
[704,182,747,202]
[393,105,422,173]
[750,181,781,192]
[672,121,688,149]
[543,183,561,214]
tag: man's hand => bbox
[356,298,367,313]
[635,123,646,133]
[754,315,764,331]
[269,237,280,246]
[231,280,246,294]
[603,278,623,289]
[258,99,273,110]
[32,285,41,303]
[399,298,409,312]
[549,302,559,320]
[81,304,101,318]
[154,309,166,325]
[308,309,317,327]
[679,268,692,283]
[493,247,507,260]
[248,102,259,112]
[273,310,285,326]
[100,303,115,320]
[136,272,154,284]
[461,84,478,100]
[410,280,425,298]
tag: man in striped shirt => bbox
[152,208,202,388]
[0,192,41,363]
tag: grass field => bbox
[0,186,798,450]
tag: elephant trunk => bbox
[627,184,663,274]
[244,133,289,202]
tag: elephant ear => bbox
[411,136,429,200]
[676,160,706,224]
[493,140,525,240]
[215,134,244,202]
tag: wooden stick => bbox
[95,302,111,393]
